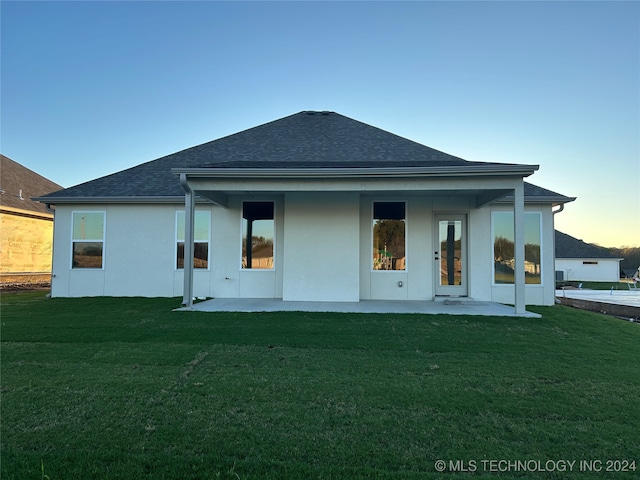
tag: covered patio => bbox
[178,297,542,317]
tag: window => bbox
[72,212,105,269]
[372,202,406,270]
[583,261,598,265]
[176,211,210,269]
[493,212,541,284]
[242,202,274,269]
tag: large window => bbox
[493,212,541,284]
[372,202,406,271]
[176,211,210,269]
[242,201,274,269]
[72,211,105,269]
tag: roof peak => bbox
[301,110,334,116]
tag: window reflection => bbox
[372,202,406,270]
[242,202,274,269]
[493,212,541,284]
[176,211,210,269]
[176,243,209,269]
[439,220,462,286]
[73,242,103,269]
[73,212,104,240]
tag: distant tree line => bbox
[374,220,405,259]
[610,246,640,275]
[494,237,541,264]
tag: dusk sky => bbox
[2,1,638,247]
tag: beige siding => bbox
[0,211,54,281]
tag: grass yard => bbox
[1,293,639,479]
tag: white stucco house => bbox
[555,230,622,282]
[35,111,575,313]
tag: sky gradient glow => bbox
[2,1,638,247]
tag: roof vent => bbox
[18,189,24,200]
[321,111,331,115]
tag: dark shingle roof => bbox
[185,111,491,169]
[0,155,63,214]
[35,111,564,203]
[503,183,576,205]
[36,111,522,201]
[555,230,619,259]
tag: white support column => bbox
[180,174,195,308]
[513,182,526,314]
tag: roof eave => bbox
[172,164,539,178]
[498,195,577,205]
[32,195,193,205]
[0,204,53,219]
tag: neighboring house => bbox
[555,230,622,282]
[35,111,576,312]
[0,155,63,286]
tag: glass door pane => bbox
[439,220,462,285]
[435,216,466,297]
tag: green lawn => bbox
[2,292,639,479]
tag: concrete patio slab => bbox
[178,297,541,317]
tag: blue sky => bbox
[2,1,638,247]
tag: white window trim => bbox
[240,200,276,271]
[371,200,408,273]
[70,210,106,270]
[175,210,211,271]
